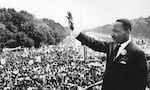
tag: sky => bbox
[0,0,150,29]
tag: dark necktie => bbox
[113,44,120,59]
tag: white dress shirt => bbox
[71,30,81,38]
[116,36,132,58]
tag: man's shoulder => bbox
[128,41,143,52]
[131,42,145,57]
[133,43,144,53]
[125,41,145,58]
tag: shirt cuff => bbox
[71,30,81,38]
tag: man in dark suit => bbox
[71,19,147,90]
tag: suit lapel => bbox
[110,43,118,61]
[114,41,135,63]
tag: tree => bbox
[0,7,69,48]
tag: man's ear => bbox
[126,29,131,33]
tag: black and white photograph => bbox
[0,0,150,90]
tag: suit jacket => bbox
[76,33,147,90]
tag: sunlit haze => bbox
[0,0,150,29]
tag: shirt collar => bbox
[120,36,132,49]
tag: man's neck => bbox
[120,36,132,48]
[119,35,131,44]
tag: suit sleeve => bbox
[76,32,109,53]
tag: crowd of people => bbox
[0,44,106,90]
[0,35,149,90]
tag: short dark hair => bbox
[116,18,132,32]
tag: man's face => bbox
[111,22,129,44]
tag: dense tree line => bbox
[0,8,69,48]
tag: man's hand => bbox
[66,11,74,30]
[66,11,81,38]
